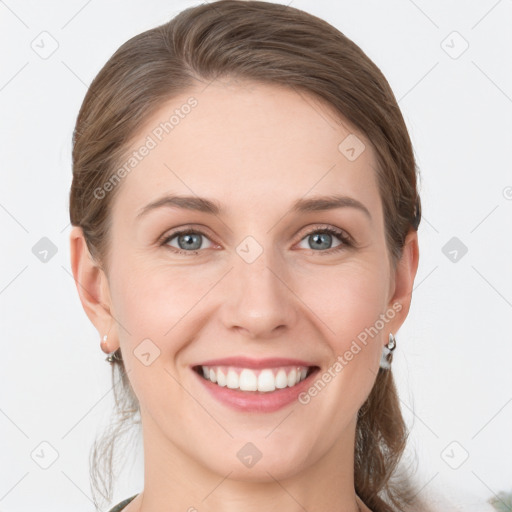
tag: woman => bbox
[69,1,426,511]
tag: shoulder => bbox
[107,494,138,512]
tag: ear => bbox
[69,226,119,353]
[386,228,420,332]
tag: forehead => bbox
[110,80,381,221]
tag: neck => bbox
[134,409,364,512]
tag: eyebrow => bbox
[136,194,372,220]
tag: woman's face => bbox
[72,79,418,483]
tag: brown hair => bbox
[69,1,424,510]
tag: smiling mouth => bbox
[193,365,319,393]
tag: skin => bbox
[70,78,419,512]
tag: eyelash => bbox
[159,225,354,256]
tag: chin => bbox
[195,436,315,482]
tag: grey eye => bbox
[297,230,344,251]
[164,231,214,252]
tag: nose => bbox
[220,244,298,339]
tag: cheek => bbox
[299,260,390,345]
[110,257,211,339]
[111,250,390,358]
[108,261,204,408]
[294,263,390,420]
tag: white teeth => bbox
[239,368,258,391]
[216,368,227,387]
[226,368,239,389]
[258,369,275,392]
[198,365,311,392]
[275,369,288,389]
[287,368,297,387]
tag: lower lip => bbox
[193,368,319,413]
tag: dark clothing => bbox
[107,494,138,512]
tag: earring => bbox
[100,334,109,353]
[101,333,122,363]
[105,350,122,363]
[379,333,396,370]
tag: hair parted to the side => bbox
[69,1,425,511]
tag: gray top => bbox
[107,494,138,512]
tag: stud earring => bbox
[100,334,109,352]
[379,333,396,370]
[101,333,122,363]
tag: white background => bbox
[1,0,511,511]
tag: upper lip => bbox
[193,356,317,369]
